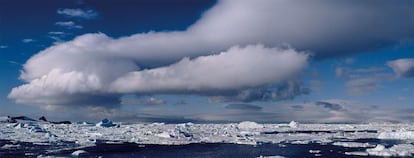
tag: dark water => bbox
[0,139,405,158]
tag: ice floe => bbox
[378,130,414,140]
[332,141,375,148]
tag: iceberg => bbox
[96,118,117,127]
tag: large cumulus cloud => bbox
[9,44,308,107]
[9,0,414,108]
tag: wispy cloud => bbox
[48,31,66,35]
[22,39,35,43]
[121,97,166,106]
[387,58,414,78]
[336,65,393,95]
[57,8,98,19]
[225,104,262,111]
[0,45,8,49]
[48,31,71,44]
[55,21,83,29]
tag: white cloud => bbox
[9,44,308,107]
[387,58,414,78]
[111,45,308,94]
[57,8,98,19]
[0,45,8,49]
[55,21,83,29]
[22,39,35,43]
[10,0,414,108]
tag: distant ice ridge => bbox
[2,119,414,151]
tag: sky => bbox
[1,0,414,123]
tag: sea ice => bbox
[238,121,263,129]
[378,131,414,140]
[366,144,414,157]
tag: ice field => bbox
[2,117,414,157]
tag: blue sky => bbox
[1,0,413,123]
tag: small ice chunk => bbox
[156,131,172,138]
[332,142,374,148]
[309,150,321,153]
[345,151,369,156]
[290,140,310,144]
[289,121,298,128]
[238,121,263,129]
[71,150,89,157]
[1,144,21,149]
[257,155,287,158]
[368,144,385,151]
[96,118,116,127]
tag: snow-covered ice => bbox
[71,150,89,157]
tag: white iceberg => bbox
[289,121,298,128]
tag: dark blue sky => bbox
[1,0,413,123]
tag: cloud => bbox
[10,0,414,108]
[55,21,83,29]
[187,0,414,57]
[336,65,393,95]
[22,39,35,43]
[193,99,414,123]
[387,58,414,78]
[111,45,308,95]
[9,43,308,108]
[57,8,98,19]
[48,32,71,44]
[315,101,344,111]
[48,32,66,35]
[0,45,8,49]
[121,97,166,106]
[336,67,350,79]
[225,104,262,111]
[208,80,310,102]
[346,78,378,95]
